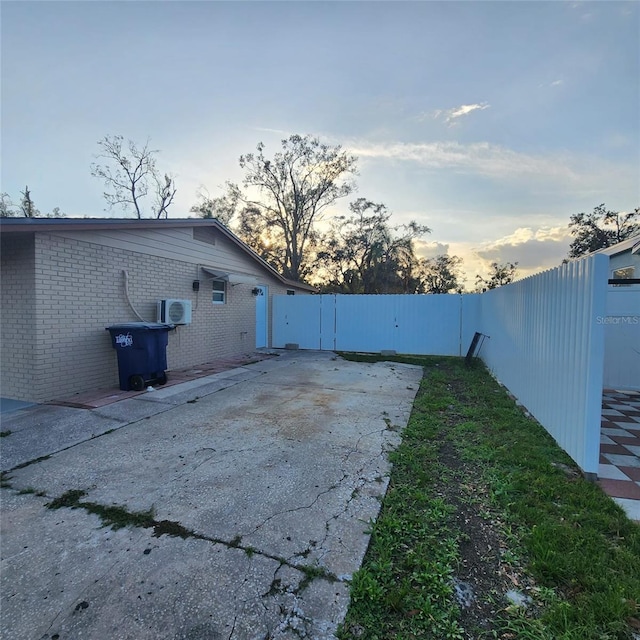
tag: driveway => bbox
[1,351,422,640]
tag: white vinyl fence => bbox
[273,293,480,356]
[603,286,640,391]
[477,254,609,476]
[272,254,611,477]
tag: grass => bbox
[338,354,640,640]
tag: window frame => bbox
[212,279,226,304]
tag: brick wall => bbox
[12,233,302,402]
[0,234,36,400]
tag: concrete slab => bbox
[0,397,35,415]
[1,352,422,639]
[0,405,125,472]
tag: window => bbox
[613,266,635,280]
[612,266,635,286]
[212,280,226,304]
[286,289,296,296]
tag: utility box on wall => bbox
[157,299,192,325]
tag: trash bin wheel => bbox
[156,372,168,386]
[129,374,146,391]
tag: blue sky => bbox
[2,1,639,283]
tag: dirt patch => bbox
[433,441,507,636]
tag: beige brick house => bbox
[0,218,313,403]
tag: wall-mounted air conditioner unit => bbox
[157,299,192,325]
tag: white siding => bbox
[51,227,275,279]
[603,286,640,390]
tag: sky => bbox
[2,0,639,285]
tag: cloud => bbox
[473,226,572,276]
[414,240,450,259]
[538,79,564,89]
[346,139,580,183]
[344,138,637,194]
[423,102,490,127]
[420,226,572,288]
[445,103,490,123]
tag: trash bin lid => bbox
[106,322,175,331]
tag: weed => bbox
[17,487,46,497]
[0,430,12,437]
[46,489,155,530]
[153,520,192,538]
[47,489,87,509]
[297,564,338,592]
[0,472,13,489]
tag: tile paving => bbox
[598,389,640,521]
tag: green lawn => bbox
[338,355,640,640]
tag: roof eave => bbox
[0,217,316,290]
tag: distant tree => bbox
[475,261,518,291]
[568,204,639,258]
[190,188,237,226]
[0,187,64,218]
[91,135,176,219]
[0,192,17,217]
[317,198,430,293]
[417,254,464,294]
[20,186,40,218]
[228,134,358,281]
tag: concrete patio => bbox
[1,351,423,640]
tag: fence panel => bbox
[477,254,608,476]
[461,294,482,356]
[334,294,462,355]
[272,295,322,349]
[604,287,640,391]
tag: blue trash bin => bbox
[106,322,175,391]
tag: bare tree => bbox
[230,134,358,281]
[20,186,40,218]
[91,135,176,219]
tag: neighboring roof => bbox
[592,234,640,257]
[0,217,316,292]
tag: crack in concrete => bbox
[248,474,348,540]
[38,487,341,592]
[249,421,395,549]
